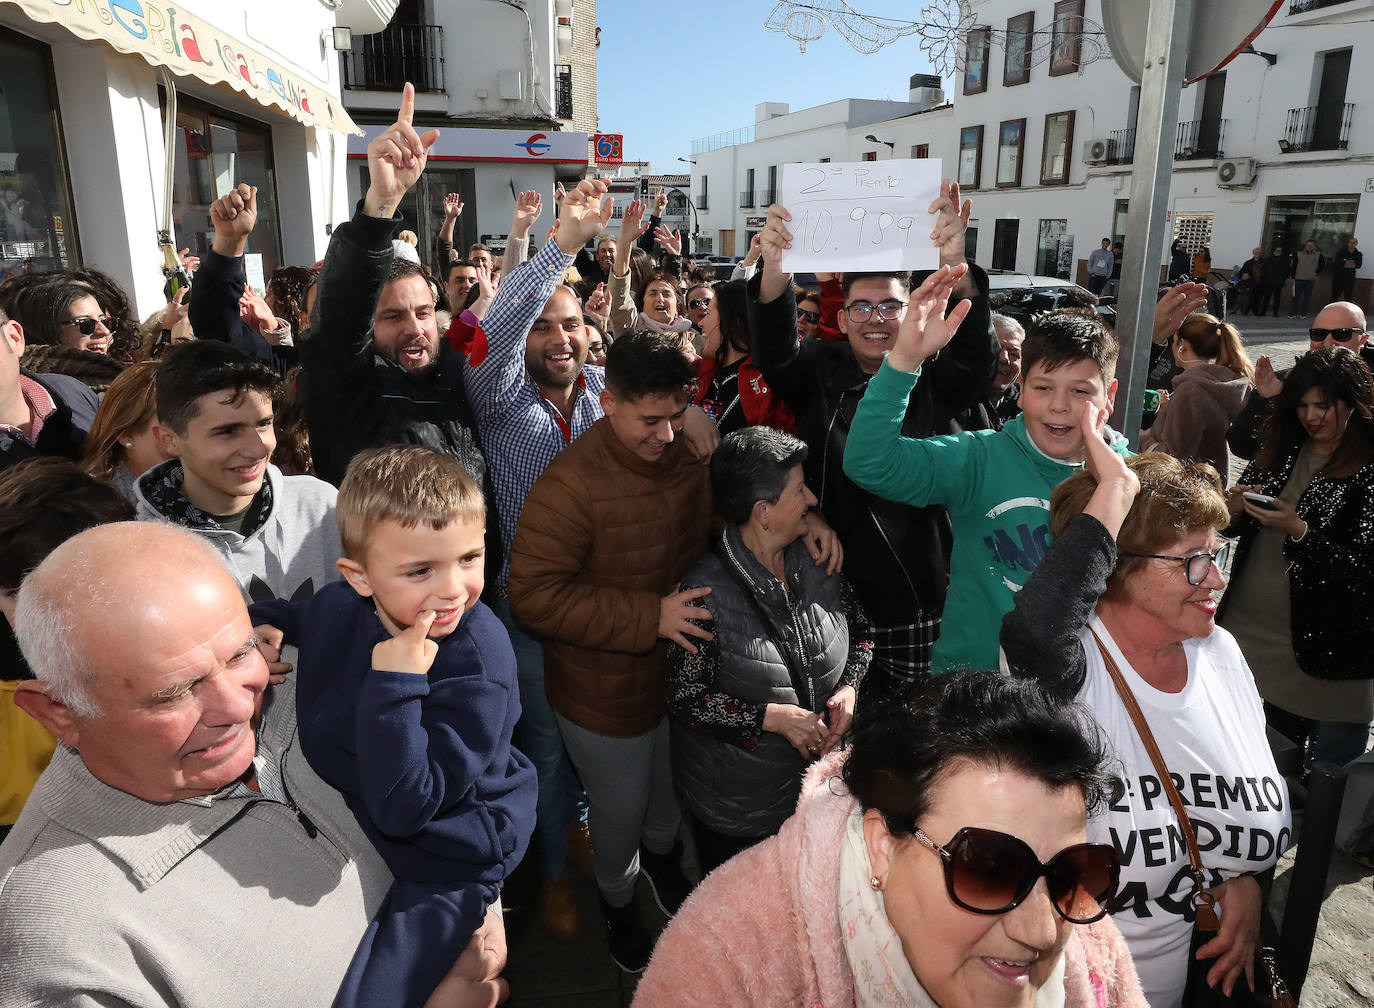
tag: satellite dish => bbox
[1101,0,1283,84]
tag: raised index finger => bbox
[406,608,437,639]
[398,82,416,126]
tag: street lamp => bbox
[675,157,703,257]
[864,134,896,156]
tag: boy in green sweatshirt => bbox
[844,267,1127,672]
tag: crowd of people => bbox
[0,82,1370,1008]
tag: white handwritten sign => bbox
[778,160,942,273]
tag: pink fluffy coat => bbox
[634,755,1148,1008]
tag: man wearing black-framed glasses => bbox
[748,181,998,695]
[1227,300,1371,460]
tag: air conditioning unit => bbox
[1082,138,1112,164]
[1216,157,1257,187]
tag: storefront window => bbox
[1263,195,1360,260]
[0,28,79,276]
[167,95,282,278]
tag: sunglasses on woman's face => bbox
[687,297,713,311]
[797,308,821,324]
[62,315,111,336]
[912,825,1119,924]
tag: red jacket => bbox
[694,355,796,434]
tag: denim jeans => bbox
[489,595,587,878]
[1292,277,1315,316]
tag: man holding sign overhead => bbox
[748,170,996,697]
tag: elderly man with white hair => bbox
[0,522,506,1008]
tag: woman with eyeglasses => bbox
[683,281,714,331]
[692,280,795,435]
[1220,346,1374,769]
[636,668,1145,1008]
[1002,413,1289,1007]
[795,285,822,340]
[15,277,114,356]
[11,277,125,393]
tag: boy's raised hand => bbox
[1080,400,1139,538]
[372,610,440,676]
[887,263,972,373]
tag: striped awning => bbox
[2,0,362,135]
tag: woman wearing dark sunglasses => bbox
[1002,412,1289,1006]
[1221,346,1374,769]
[636,669,1145,1008]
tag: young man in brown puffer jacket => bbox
[509,331,840,972]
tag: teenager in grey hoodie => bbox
[133,341,342,604]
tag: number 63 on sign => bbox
[778,160,943,274]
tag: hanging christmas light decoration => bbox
[764,0,1109,76]
[762,0,923,54]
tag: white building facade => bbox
[688,0,1371,306]
[342,0,598,259]
[0,0,374,317]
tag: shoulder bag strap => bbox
[1088,627,1220,931]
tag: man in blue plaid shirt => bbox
[463,178,718,943]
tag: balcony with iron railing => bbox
[1105,128,1135,165]
[1282,103,1355,152]
[342,24,445,93]
[760,188,777,207]
[739,190,755,208]
[1175,119,1226,159]
[695,193,709,210]
[555,64,573,119]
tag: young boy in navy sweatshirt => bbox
[250,444,535,1008]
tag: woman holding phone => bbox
[1220,346,1374,767]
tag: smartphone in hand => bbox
[1242,491,1280,511]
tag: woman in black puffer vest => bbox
[666,426,874,876]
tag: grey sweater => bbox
[133,459,343,604]
[0,677,394,1007]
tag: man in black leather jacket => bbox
[303,87,487,494]
[747,182,996,695]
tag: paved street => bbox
[497,310,1374,1008]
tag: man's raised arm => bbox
[191,183,290,370]
[465,181,614,420]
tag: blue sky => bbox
[595,0,952,171]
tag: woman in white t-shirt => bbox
[1001,403,1290,1008]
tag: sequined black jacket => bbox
[1220,449,1374,681]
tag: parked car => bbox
[985,269,1114,326]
